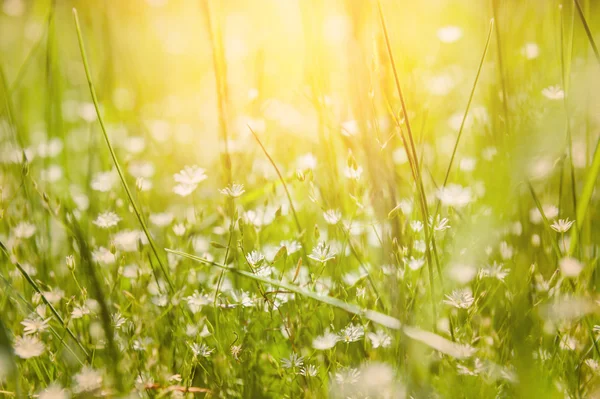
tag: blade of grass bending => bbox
[72,9,174,293]
[568,0,600,256]
[0,240,90,359]
[0,274,86,366]
[491,0,509,135]
[527,182,562,258]
[166,248,474,359]
[376,0,437,326]
[66,212,123,392]
[440,20,494,193]
[248,125,303,235]
[0,318,19,396]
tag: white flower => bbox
[444,288,475,309]
[447,263,477,284]
[13,222,36,239]
[296,153,317,170]
[339,323,364,343]
[91,171,117,192]
[426,74,455,96]
[409,220,423,232]
[173,183,198,197]
[312,331,339,350]
[21,317,50,335]
[73,367,103,393]
[173,223,186,236]
[308,242,337,263]
[189,342,214,358]
[437,184,472,208]
[529,205,559,224]
[437,25,462,43]
[39,384,69,399]
[542,85,564,100]
[92,247,116,265]
[280,240,302,255]
[551,219,574,233]
[281,353,304,369]
[323,209,342,225]
[93,211,120,229]
[113,230,146,252]
[174,166,207,185]
[14,335,45,359]
[341,120,359,137]
[559,257,584,278]
[149,212,174,227]
[299,364,318,377]
[186,291,210,314]
[219,183,245,198]
[521,42,540,59]
[367,330,392,348]
[246,250,265,267]
[344,165,363,180]
[479,262,508,281]
[406,257,425,271]
[431,216,451,231]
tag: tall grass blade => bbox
[166,248,473,359]
[72,8,174,292]
[569,0,600,255]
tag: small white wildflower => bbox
[344,164,363,180]
[334,368,361,384]
[447,263,477,284]
[444,288,475,309]
[299,364,318,377]
[220,183,246,198]
[14,335,45,359]
[479,262,508,281]
[91,171,117,192]
[550,219,574,233]
[21,317,50,335]
[73,367,103,393]
[529,205,559,224]
[174,166,207,185]
[542,85,564,100]
[559,257,584,278]
[13,222,36,239]
[312,331,339,350]
[410,220,423,232]
[323,209,342,225]
[339,323,364,343]
[281,353,304,369]
[521,42,540,59]
[38,384,69,399]
[93,211,120,229]
[149,212,174,227]
[308,242,337,263]
[367,330,392,348]
[173,183,197,197]
[406,257,425,271]
[190,342,214,358]
[437,184,472,208]
[172,223,186,236]
[245,250,265,267]
[92,247,116,265]
[437,26,462,43]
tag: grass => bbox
[1,0,600,398]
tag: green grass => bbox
[1,0,600,398]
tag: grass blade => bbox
[568,0,600,255]
[0,240,90,359]
[72,8,174,292]
[166,248,474,359]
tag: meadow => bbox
[1,0,600,397]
